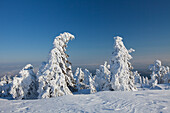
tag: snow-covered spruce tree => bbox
[37,32,75,98]
[74,68,85,90]
[74,68,96,93]
[149,72,158,87]
[149,60,169,84]
[89,75,97,94]
[145,77,149,85]
[107,36,137,91]
[0,75,13,97]
[142,76,146,85]
[83,69,91,85]
[10,64,37,99]
[133,71,142,85]
[163,72,170,83]
[95,61,111,91]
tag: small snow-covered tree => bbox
[163,73,170,83]
[133,71,141,84]
[149,72,158,86]
[95,61,110,91]
[108,36,137,91]
[74,68,96,93]
[0,75,13,97]
[89,75,97,94]
[74,68,85,90]
[37,32,75,98]
[149,60,169,84]
[142,76,146,84]
[141,76,150,87]
[10,64,37,99]
[83,69,91,85]
[145,77,149,85]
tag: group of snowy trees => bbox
[0,32,169,100]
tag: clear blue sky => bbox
[0,0,170,66]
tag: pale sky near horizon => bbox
[0,0,170,67]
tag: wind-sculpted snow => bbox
[0,89,169,113]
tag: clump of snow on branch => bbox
[37,32,75,98]
[10,64,37,99]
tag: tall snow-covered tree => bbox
[149,60,169,84]
[37,32,75,98]
[108,36,137,91]
[10,64,37,99]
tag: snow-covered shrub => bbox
[10,64,37,99]
[94,61,110,91]
[0,75,13,97]
[149,60,169,84]
[37,32,75,98]
[106,36,137,91]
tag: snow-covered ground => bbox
[0,89,169,113]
